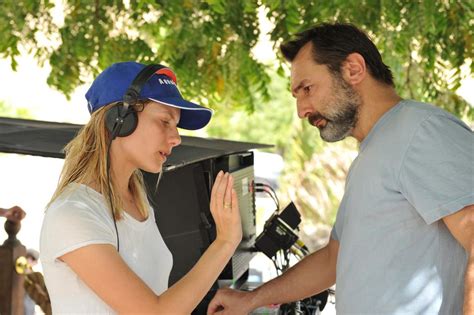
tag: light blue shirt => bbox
[331,100,473,314]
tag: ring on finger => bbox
[224,203,231,209]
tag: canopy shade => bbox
[0,117,270,170]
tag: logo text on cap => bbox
[159,78,176,86]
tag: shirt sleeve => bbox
[41,199,117,262]
[399,113,474,224]
[330,225,339,241]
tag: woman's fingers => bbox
[224,175,233,211]
[209,172,243,246]
[231,188,239,214]
[216,173,228,205]
[211,171,224,212]
[210,172,239,232]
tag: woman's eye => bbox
[161,120,170,125]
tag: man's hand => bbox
[207,288,254,315]
[2,206,26,222]
[207,238,339,314]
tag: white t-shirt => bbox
[40,183,173,314]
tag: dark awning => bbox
[0,117,271,169]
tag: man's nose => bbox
[296,98,312,119]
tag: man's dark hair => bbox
[281,23,394,86]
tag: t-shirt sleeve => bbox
[331,201,346,242]
[399,113,474,224]
[41,200,117,262]
[330,225,339,241]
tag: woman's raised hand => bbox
[210,171,242,248]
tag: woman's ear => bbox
[341,53,366,86]
[134,101,146,113]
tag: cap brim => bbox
[148,97,213,130]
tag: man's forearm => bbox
[465,252,474,314]
[248,238,338,310]
[441,204,474,314]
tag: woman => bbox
[39,62,242,314]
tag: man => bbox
[0,205,26,222]
[208,23,473,314]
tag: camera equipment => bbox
[253,186,331,314]
[254,202,304,260]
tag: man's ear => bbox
[341,53,366,85]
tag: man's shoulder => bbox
[365,99,470,156]
[401,100,471,131]
[397,99,449,121]
[389,99,471,133]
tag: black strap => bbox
[121,64,167,115]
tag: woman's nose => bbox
[169,128,182,147]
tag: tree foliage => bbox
[1,0,473,117]
[0,101,32,118]
[1,1,473,244]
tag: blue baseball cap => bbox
[85,61,213,130]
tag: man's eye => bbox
[304,85,312,93]
[161,120,170,125]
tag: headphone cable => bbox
[106,126,120,252]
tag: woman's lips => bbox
[158,151,168,162]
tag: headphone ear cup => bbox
[118,109,138,137]
[105,104,138,138]
[105,105,120,134]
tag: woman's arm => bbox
[61,244,163,312]
[60,171,242,313]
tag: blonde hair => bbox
[48,103,149,220]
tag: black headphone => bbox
[105,63,175,139]
[104,63,176,252]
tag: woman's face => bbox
[115,101,182,173]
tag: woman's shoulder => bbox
[40,183,117,262]
[53,182,102,202]
[46,183,109,220]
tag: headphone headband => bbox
[123,64,167,107]
[110,63,173,138]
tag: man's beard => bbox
[308,74,361,142]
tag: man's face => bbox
[290,43,361,142]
